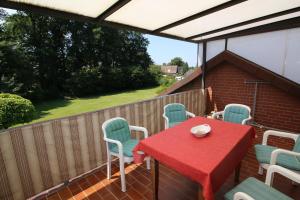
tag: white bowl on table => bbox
[191,124,211,138]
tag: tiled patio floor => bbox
[41,155,300,200]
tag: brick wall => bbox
[205,61,300,183]
[205,61,300,134]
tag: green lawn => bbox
[30,86,161,124]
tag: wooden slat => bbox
[0,89,204,200]
[9,129,35,198]
[51,120,69,181]
[32,125,53,188]
[69,117,84,175]
[0,147,13,200]
[84,114,97,169]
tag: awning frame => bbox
[0,0,300,44]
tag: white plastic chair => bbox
[212,103,252,125]
[255,130,300,175]
[226,165,300,200]
[163,103,195,129]
[102,117,150,192]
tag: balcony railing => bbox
[0,89,205,200]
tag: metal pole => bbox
[196,43,200,67]
[244,80,269,119]
[202,41,207,89]
[252,82,258,118]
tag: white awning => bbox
[8,0,119,18]
[1,0,300,43]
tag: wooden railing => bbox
[0,89,205,200]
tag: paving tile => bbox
[126,187,145,200]
[57,188,74,200]
[68,183,82,196]
[36,155,300,200]
[47,193,61,200]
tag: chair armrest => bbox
[265,165,300,186]
[186,111,195,118]
[163,114,169,129]
[212,111,224,119]
[234,192,255,200]
[129,125,149,138]
[270,149,300,165]
[262,130,299,145]
[242,116,252,125]
[104,137,123,157]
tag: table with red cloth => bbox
[133,116,256,200]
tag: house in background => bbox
[161,65,185,81]
[161,65,178,75]
[161,65,184,75]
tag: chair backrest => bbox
[102,117,131,150]
[164,103,187,123]
[223,104,251,124]
[293,136,300,153]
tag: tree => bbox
[168,57,189,74]
[0,11,156,100]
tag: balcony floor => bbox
[41,155,300,200]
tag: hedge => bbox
[0,93,35,129]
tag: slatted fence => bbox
[0,89,205,200]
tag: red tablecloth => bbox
[133,117,255,200]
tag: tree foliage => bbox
[169,57,189,74]
[0,11,157,101]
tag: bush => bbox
[157,75,176,94]
[149,65,163,83]
[159,75,176,87]
[0,93,35,129]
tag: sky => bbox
[145,34,197,67]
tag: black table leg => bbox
[198,185,204,200]
[152,159,159,200]
[235,162,241,183]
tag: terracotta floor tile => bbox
[120,195,132,200]
[47,193,61,200]
[142,189,152,200]
[68,183,82,196]
[126,187,145,200]
[105,183,127,199]
[85,192,101,200]
[35,156,300,200]
[130,180,148,195]
[100,192,118,200]
[58,188,74,200]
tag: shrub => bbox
[0,93,35,129]
[156,75,176,94]
[148,65,162,84]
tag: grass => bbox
[28,86,162,124]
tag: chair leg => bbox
[146,157,151,170]
[258,165,263,175]
[107,153,112,180]
[119,156,126,192]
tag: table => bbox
[133,117,255,200]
